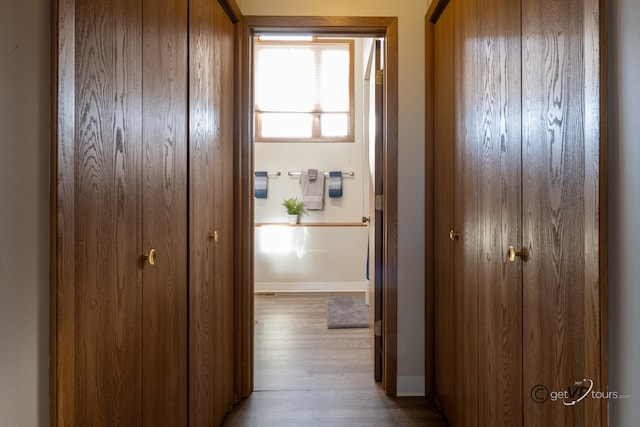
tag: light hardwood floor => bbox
[222,293,448,426]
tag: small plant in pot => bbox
[282,197,306,224]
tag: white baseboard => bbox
[397,376,426,397]
[254,281,367,293]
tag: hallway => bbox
[223,294,447,426]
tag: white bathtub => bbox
[254,224,369,292]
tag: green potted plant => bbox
[282,197,306,224]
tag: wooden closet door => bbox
[70,0,144,424]
[521,0,604,424]
[452,0,481,425]
[141,0,189,425]
[189,1,236,425]
[211,2,236,422]
[475,0,523,425]
[434,0,523,425]
[432,0,481,424]
[57,0,189,424]
[433,1,455,422]
[189,0,217,422]
[430,0,604,424]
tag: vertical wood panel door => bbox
[428,0,604,424]
[189,0,236,425]
[521,0,604,424]
[366,39,384,383]
[189,0,217,423]
[55,0,188,424]
[453,0,480,425]
[71,0,143,424]
[432,2,455,423]
[212,1,236,423]
[475,0,523,425]
[141,0,189,425]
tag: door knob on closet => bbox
[210,231,219,242]
[507,246,523,262]
[449,230,460,241]
[143,248,157,265]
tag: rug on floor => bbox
[326,296,369,329]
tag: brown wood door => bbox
[433,3,519,422]
[54,0,188,424]
[189,0,236,425]
[452,0,480,425]
[429,0,604,425]
[69,0,144,424]
[141,0,189,425]
[211,0,236,423]
[432,1,478,423]
[432,2,455,421]
[521,0,605,424]
[475,0,523,425]
[367,39,384,382]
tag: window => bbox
[254,37,355,142]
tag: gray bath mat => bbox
[327,296,369,329]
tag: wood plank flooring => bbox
[222,293,448,426]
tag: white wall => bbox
[241,0,428,395]
[254,144,365,224]
[607,0,640,424]
[0,0,50,425]
[255,225,369,292]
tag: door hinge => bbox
[375,69,384,85]
[374,320,383,337]
[375,194,384,211]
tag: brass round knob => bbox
[449,230,460,241]
[507,246,522,262]
[143,248,157,265]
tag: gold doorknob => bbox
[507,246,522,262]
[210,231,219,242]
[449,230,460,241]
[143,248,157,265]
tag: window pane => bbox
[254,39,353,142]
[320,114,349,137]
[255,47,315,111]
[320,49,350,112]
[260,113,313,138]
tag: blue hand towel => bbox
[255,171,268,198]
[328,171,342,198]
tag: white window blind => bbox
[254,39,354,142]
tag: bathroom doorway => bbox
[237,16,399,397]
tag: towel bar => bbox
[287,171,355,177]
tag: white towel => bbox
[301,169,325,210]
[307,168,318,182]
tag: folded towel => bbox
[254,171,268,198]
[328,171,342,198]
[301,169,324,210]
[307,168,318,182]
